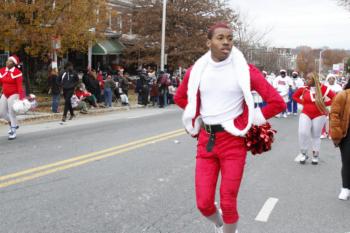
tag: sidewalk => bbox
[0,104,143,126]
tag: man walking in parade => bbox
[174,22,285,233]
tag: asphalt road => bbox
[0,107,349,233]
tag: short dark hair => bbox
[207,22,232,39]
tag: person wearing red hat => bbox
[174,22,286,233]
[0,55,25,140]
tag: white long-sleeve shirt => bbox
[273,75,293,97]
[199,56,244,125]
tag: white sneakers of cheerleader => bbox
[295,153,309,164]
[8,126,17,140]
[338,188,350,200]
[294,153,319,165]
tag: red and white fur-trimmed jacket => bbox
[0,67,25,100]
[175,49,286,137]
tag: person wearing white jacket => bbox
[288,71,304,115]
[321,74,343,139]
[273,69,293,118]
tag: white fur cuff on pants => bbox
[253,108,266,126]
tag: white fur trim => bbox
[8,56,18,65]
[252,107,266,126]
[323,86,331,98]
[11,73,22,79]
[183,47,254,137]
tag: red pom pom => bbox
[245,122,277,155]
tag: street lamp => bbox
[319,49,326,77]
[160,0,167,71]
[88,27,96,70]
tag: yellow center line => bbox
[0,131,185,189]
[0,129,184,182]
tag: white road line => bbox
[128,113,163,119]
[255,197,279,222]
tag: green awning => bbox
[92,39,125,55]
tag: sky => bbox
[229,0,350,49]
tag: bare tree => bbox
[296,46,316,76]
[234,11,273,58]
[337,0,350,10]
[126,0,238,69]
[322,49,350,71]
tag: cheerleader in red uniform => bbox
[292,72,335,164]
[175,22,285,233]
[0,55,25,140]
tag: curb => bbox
[0,105,143,125]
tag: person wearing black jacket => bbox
[59,62,79,122]
[139,68,151,106]
[48,68,61,113]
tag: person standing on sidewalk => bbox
[330,81,350,200]
[104,75,116,108]
[292,72,335,165]
[0,55,25,140]
[139,68,150,106]
[60,62,79,122]
[174,22,285,233]
[49,68,61,113]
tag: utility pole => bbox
[319,49,326,77]
[160,0,167,71]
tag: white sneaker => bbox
[293,113,298,116]
[283,113,288,118]
[320,133,328,139]
[294,153,303,162]
[287,112,291,116]
[299,154,308,164]
[275,114,281,118]
[311,156,319,165]
[8,128,16,140]
[338,188,350,200]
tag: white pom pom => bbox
[13,99,31,114]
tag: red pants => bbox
[195,129,247,224]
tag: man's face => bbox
[6,59,15,68]
[67,65,73,72]
[280,72,286,78]
[328,77,335,85]
[207,28,233,62]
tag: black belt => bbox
[203,124,225,152]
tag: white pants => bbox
[0,94,19,127]
[298,113,326,153]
